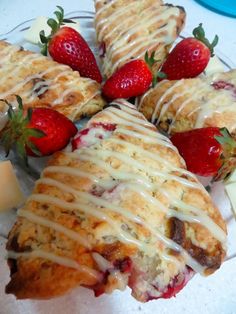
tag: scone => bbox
[0,40,105,130]
[6,99,227,302]
[94,0,186,77]
[138,70,236,136]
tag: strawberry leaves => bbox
[144,51,166,87]
[39,6,75,55]
[192,23,219,57]
[0,96,45,166]
[213,128,236,181]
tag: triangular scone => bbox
[6,100,226,301]
[138,70,236,136]
[0,41,105,129]
[94,0,186,78]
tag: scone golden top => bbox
[0,40,105,130]
[138,70,236,136]
[94,0,186,77]
[6,100,226,302]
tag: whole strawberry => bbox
[171,127,236,181]
[161,24,219,80]
[1,96,77,165]
[102,59,152,100]
[40,6,102,83]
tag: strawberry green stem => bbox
[192,23,219,57]
[39,6,75,55]
[144,51,167,87]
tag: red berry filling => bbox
[91,122,117,132]
[113,257,132,273]
[99,42,106,58]
[90,257,132,297]
[72,123,116,150]
[212,80,236,97]
[159,267,194,299]
[212,80,235,90]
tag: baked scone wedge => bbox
[0,40,105,130]
[138,70,236,136]
[6,99,227,302]
[94,0,186,77]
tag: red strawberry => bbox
[161,24,219,80]
[171,127,236,180]
[1,96,77,164]
[102,59,152,101]
[39,6,102,83]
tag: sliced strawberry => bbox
[161,23,219,80]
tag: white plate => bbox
[0,11,236,314]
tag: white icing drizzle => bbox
[104,108,178,151]
[43,166,115,189]
[110,136,197,180]
[95,0,183,75]
[28,193,148,250]
[7,250,101,280]
[151,80,184,124]
[28,193,205,274]
[92,252,113,272]
[0,43,99,129]
[11,99,226,277]
[0,44,21,64]
[47,156,223,244]
[92,252,128,290]
[78,147,202,190]
[139,75,236,133]
[18,208,91,249]
[108,15,177,74]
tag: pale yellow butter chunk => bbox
[225,170,236,215]
[0,161,25,212]
[24,16,80,45]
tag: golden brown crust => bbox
[0,41,105,121]
[95,0,186,77]
[6,100,227,301]
[138,70,236,135]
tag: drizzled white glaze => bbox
[18,208,91,249]
[0,43,99,130]
[95,0,184,75]
[10,99,226,278]
[7,250,101,279]
[138,73,236,133]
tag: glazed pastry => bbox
[94,0,186,77]
[138,70,236,136]
[0,41,105,130]
[6,99,227,301]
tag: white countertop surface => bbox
[0,1,235,314]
